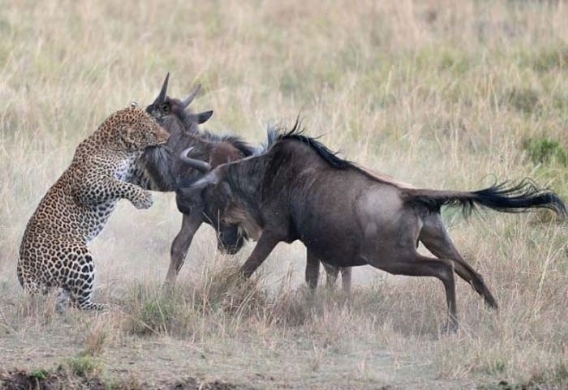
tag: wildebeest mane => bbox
[201,130,256,157]
[265,119,353,169]
[264,120,408,188]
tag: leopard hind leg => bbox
[62,247,105,311]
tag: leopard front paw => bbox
[132,191,153,209]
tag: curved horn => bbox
[179,147,211,173]
[181,84,202,109]
[153,72,170,105]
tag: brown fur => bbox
[18,107,169,310]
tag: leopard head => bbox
[112,107,170,151]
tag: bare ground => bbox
[0,310,435,389]
[1,287,565,390]
[0,317,565,390]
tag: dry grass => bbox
[1,0,568,388]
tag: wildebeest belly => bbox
[291,181,405,268]
[295,216,367,268]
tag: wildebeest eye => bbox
[161,103,170,113]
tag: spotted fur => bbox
[18,106,170,310]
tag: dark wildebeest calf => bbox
[132,74,255,284]
[177,124,567,331]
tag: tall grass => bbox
[1,0,567,388]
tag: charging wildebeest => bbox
[140,74,350,288]
[177,123,567,331]
[132,74,256,283]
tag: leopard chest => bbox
[83,202,117,242]
[113,153,140,181]
[81,153,142,242]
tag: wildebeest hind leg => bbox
[419,214,498,309]
[377,254,458,332]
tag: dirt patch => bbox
[0,368,243,390]
[0,369,104,390]
[477,378,568,390]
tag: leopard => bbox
[17,105,170,311]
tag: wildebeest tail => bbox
[403,179,567,218]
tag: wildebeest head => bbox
[175,143,250,255]
[175,158,247,254]
[146,73,213,135]
[176,133,270,244]
[140,73,252,256]
[136,73,215,192]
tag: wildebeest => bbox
[177,123,567,331]
[131,74,256,284]
[140,74,350,289]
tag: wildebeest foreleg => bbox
[165,214,203,284]
[419,214,498,309]
[240,233,280,278]
[379,255,458,332]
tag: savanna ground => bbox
[1,0,567,388]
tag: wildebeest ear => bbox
[187,110,213,124]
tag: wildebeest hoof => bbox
[441,320,458,335]
[484,297,499,310]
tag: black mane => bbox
[201,130,256,157]
[266,119,353,169]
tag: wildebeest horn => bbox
[181,85,201,109]
[153,72,170,105]
[179,147,211,172]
